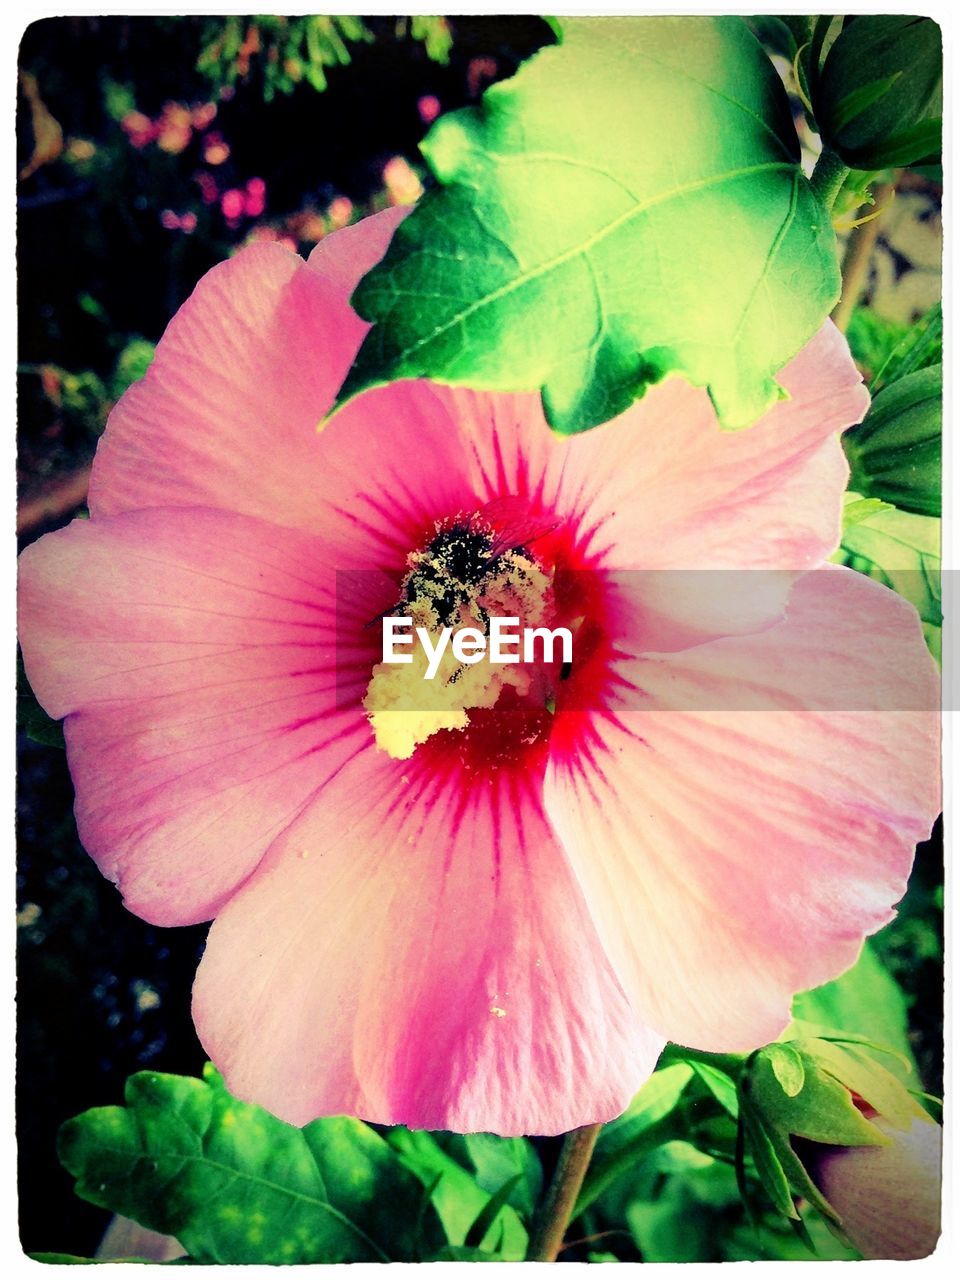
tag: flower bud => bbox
[809,1115,942,1260]
[814,16,941,169]
[843,365,941,518]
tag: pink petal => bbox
[193,746,663,1135]
[544,567,939,1050]
[812,1117,942,1260]
[18,507,376,926]
[438,321,866,643]
[89,209,407,529]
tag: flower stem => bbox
[809,145,850,213]
[833,176,898,332]
[657,1043,746,1077]
[527,1123,603,1261]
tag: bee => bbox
[367,497,558,630]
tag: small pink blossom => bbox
[156,102,192,155]
[417,94,441,124]
[220,188,245,223]
[243,177,266,218]
[18,210,940,1135]
[191,102,218,131]
[159,210,197,234]
[120,111,155,149]
[203,132,230,166]
[196,172,219,205]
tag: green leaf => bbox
[384,1128,528,1258]
[17,650,64,749]
[767,1044,805,1098]
[689,1060,740,1118]
[334,16,839,435]
[844,365,940,517]
[738,1045,891,1227]
[439,1131,542,1218]
[845,307,908,385]
[794,1038,928,1131]
[870,302,942,394]
[464,1174,523,1249]
[740,1104,797,1219]
[829,71,902,135]
[748,1047,886,1148]
[57,1066,444,1264]
[746,16,800,61]
[839,494,893,531]
[835,499,941,662]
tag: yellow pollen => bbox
[363,535,554,760]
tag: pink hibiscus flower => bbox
[18,209,939,1135]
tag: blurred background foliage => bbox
[16,14,941,1263]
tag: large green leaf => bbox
[334,16,839,434]
[57,1066,445,1264]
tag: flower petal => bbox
[89,209,408,529]
[193,747,663,1135]
[18,506,378,925]
[438,321,866,643]
[544,567,939,1050]
[813,1117,942,1260]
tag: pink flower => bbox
[243,177,266,219]
[202,132,230,166]
[220,187,245,223]
[120,111,155,149]
[18,210,939,1135]
[156,102,193,155]
[417,94,441,124]
[196,172,219,206]
[159,210,198,235]
[191,102,218,131]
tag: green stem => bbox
[527,1123,602,1261]
[832,176,898,332]
[809,145,850,213]
[657,1043,746,1078]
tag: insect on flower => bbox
[366,496,559,630]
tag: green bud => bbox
[814,16,941,169]
[737,1037,932,1243]
[844,365,941,518]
